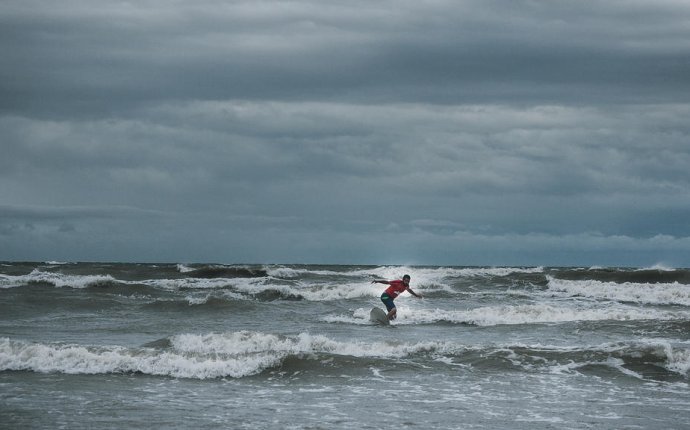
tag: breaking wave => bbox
[329,304,690,326]
[547,277,690,306]
[2,333,687,381]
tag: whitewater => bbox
[1,262,689,429]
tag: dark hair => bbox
[402,274,410,280]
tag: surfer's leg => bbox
[381,294,396,320]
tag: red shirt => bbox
[384,280,408,298]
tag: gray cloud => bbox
[3,0,690,116]
[1,0,689,265]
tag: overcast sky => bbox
[1,0,690,267]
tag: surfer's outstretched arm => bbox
[407,287,423,298]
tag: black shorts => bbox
[380,293,395,311]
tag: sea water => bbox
[1,262,689,429]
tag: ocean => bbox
[1,262,689,429]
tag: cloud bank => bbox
[1,0,689,266]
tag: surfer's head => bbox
[402,274,410,284]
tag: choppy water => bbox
[1,262,689,429]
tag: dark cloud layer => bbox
[1,0,690,266]
[3,0,690,115]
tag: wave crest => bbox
[2,334,688,381]
[547,277,690,306]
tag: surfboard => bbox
[370,307,390,325]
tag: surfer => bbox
[371,274,422,320]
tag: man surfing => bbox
[371,274,422,320]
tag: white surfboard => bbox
[370,307,390,325]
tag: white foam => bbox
[364,266,543,285]
[138,275,379,301]
[0,269,388,301]
[265,267,304,278]
[547,339,690,378]
[0,265,543,299]
[0,274,24,289]
[655,339,690,376]
[547,277,690,306]
[365,304,690,326]
[267,265,543,282]
[265,266,361,278]
[0,332,458,379]
[214,279,381,301]
[324,307,375,325]
[0,269,115,289]
[3,334,688,379]
[638,263,676,272]
[176,264,196,273]
[605,357,646,379]
[184,290,245,305]
[0,333,439,379]
[0,335,283,379]
[139,277,239,291]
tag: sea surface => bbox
[1,262,689,429]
